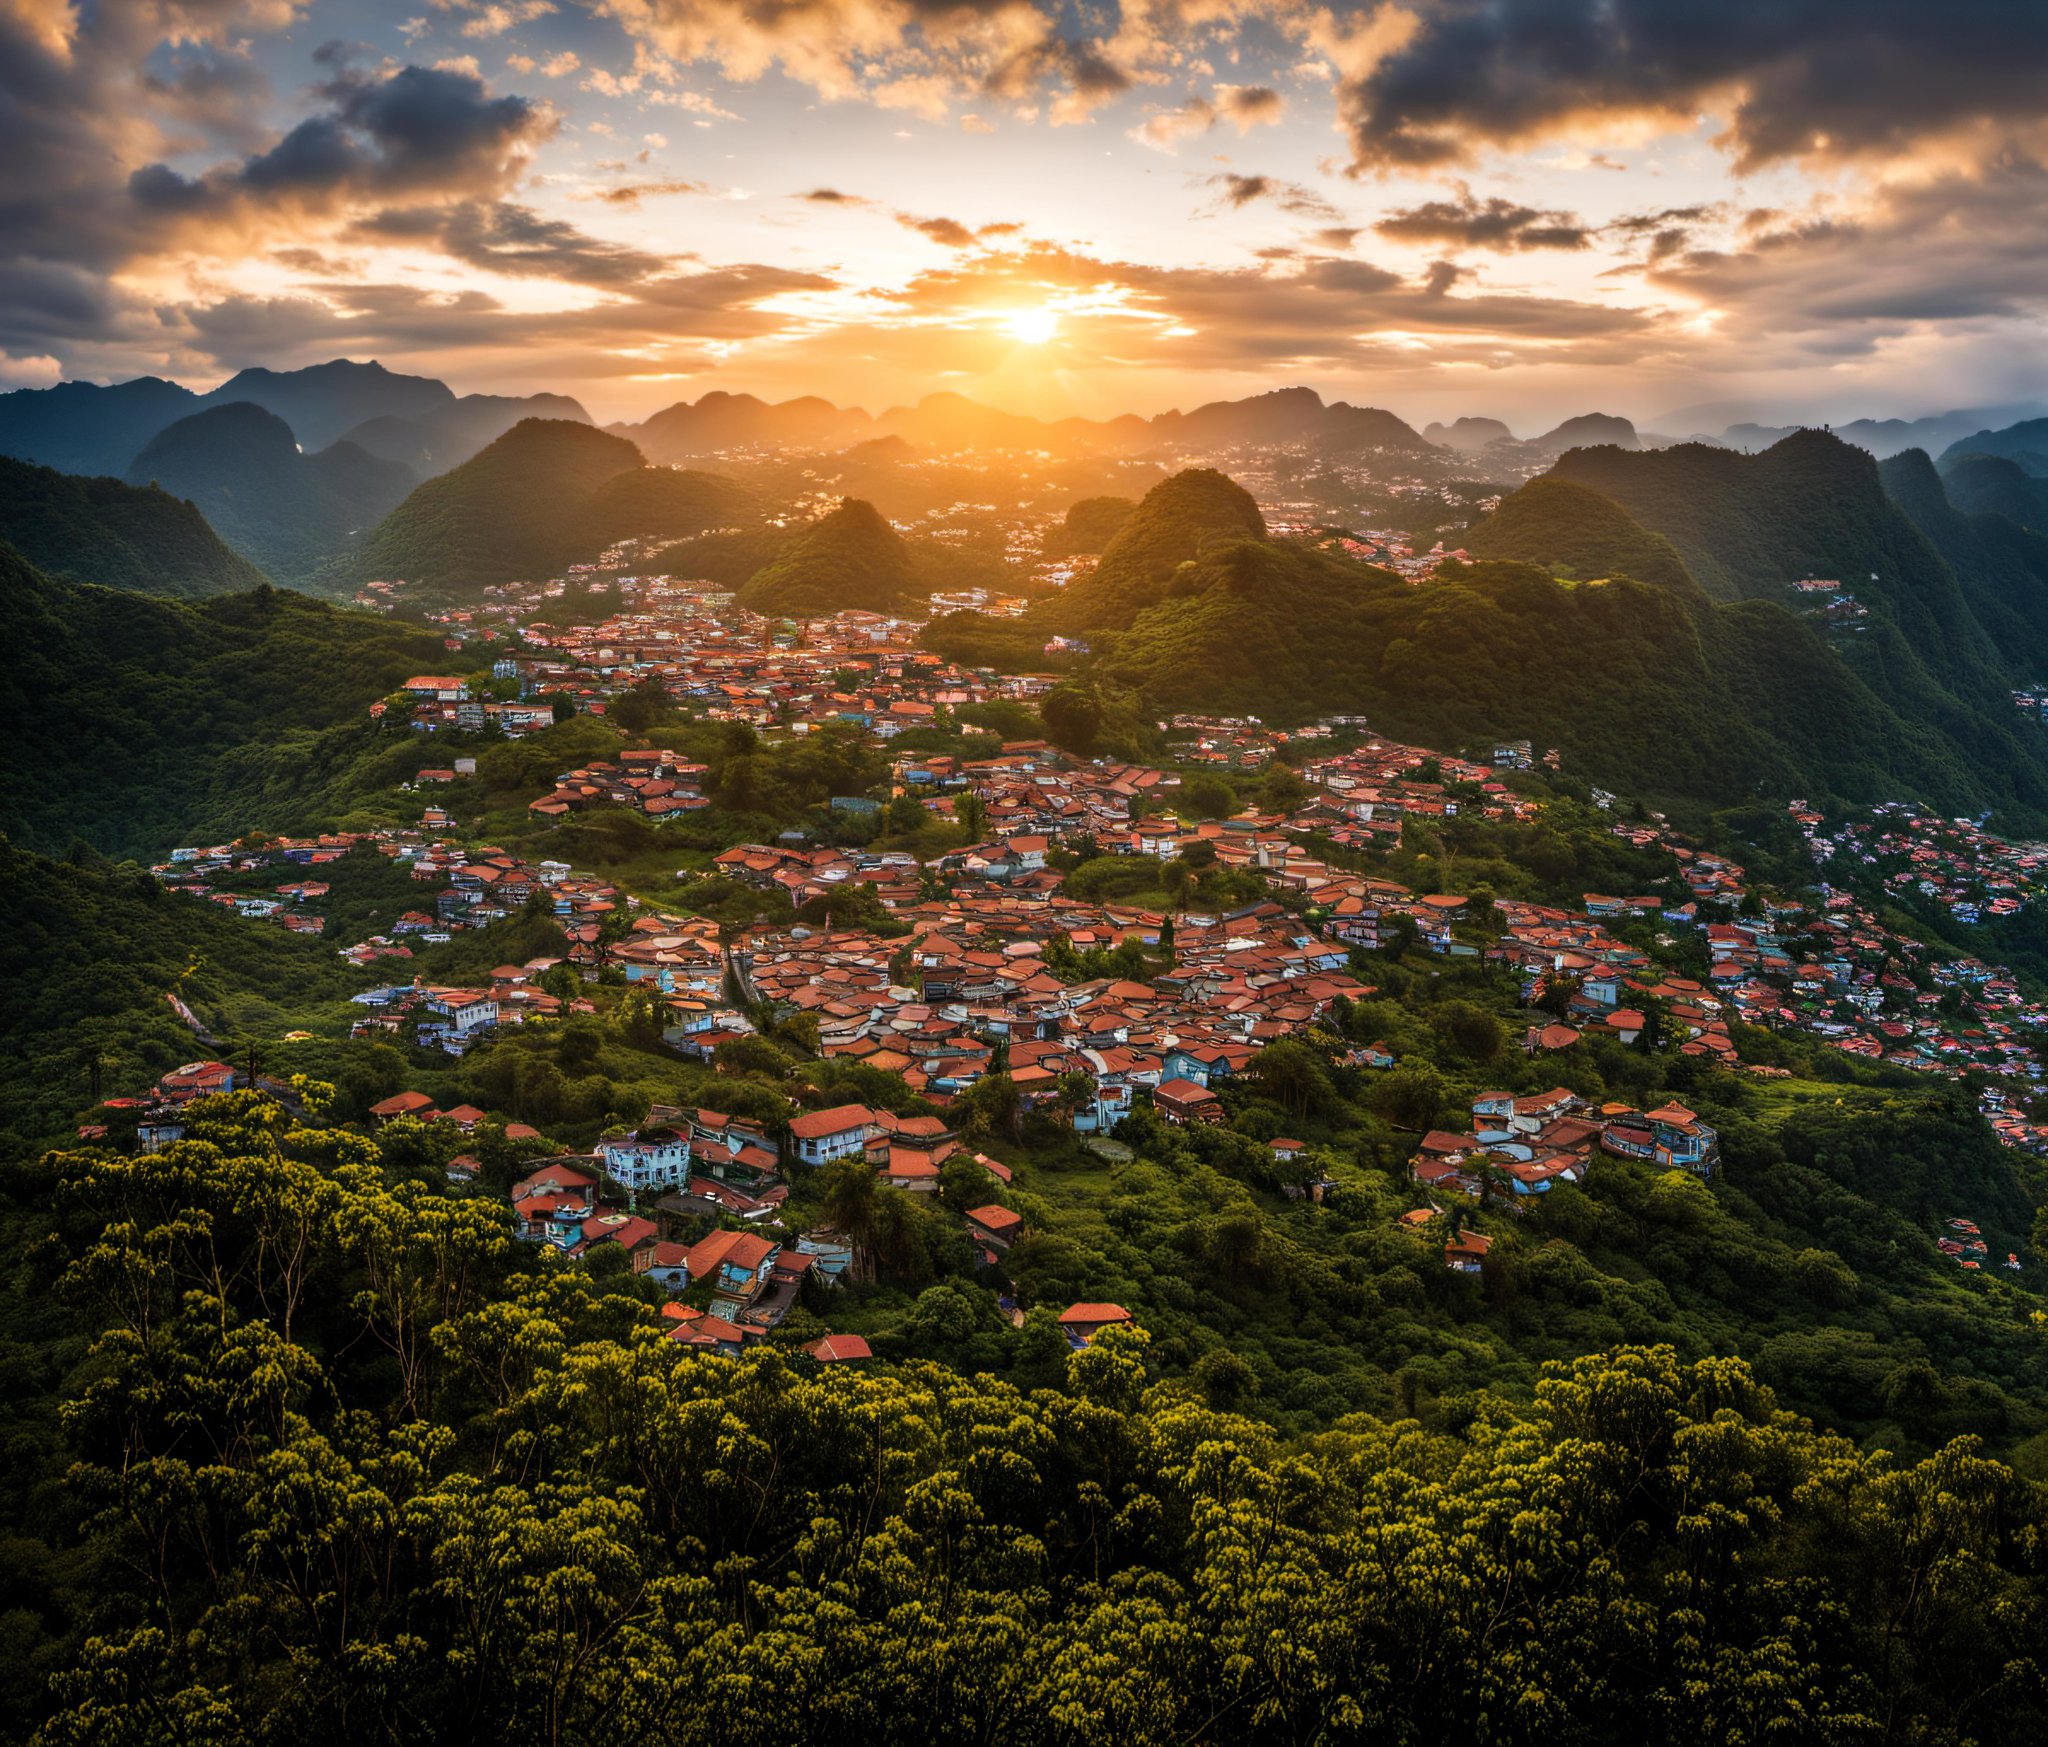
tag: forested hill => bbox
[1070,471,2048,822]
[736,498,929,616]
[325,419,758,598]
[1545,431,2016,702]
[1879,449,2048,685]
[0,544,444,856]
[0,453,268,597]
[1037,467,1266,632]
[1461,476,1700,594]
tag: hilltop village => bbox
[98,553,2048,1357]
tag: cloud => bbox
[1375,189,1589,251]
[582,177,712,205]
[130,61,553,221]
[895,211,1020,247]
[587,0,1274,121]
[1133,81,1285,150]
[1648,155,2048,359]
[354,199,669,284]
[1329,0,2048,174]
[1205,172,1340,219]
[1604,203,1723,264]
[902,213,976,247]
[451,0,555,39]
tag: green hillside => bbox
[1880,450,2048,683]
[1088,473,2048,819]
[736,498,927,616]
[578,463,759,544]
[329,421,761,597]
[0,453,267,597]
[1939,415,2048,475]
[1462,475,1699,593]
[329,418,645,595]
[127,402,416,584]
[0,543,444,856]
[1038,467,1265,632]
[1043,494,1136,557]
[1546,432,2009,691]
[1940,452,2048,530]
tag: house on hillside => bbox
[1153,1077,1224,1125]
[1059,1302,1134,1346]
[597,1126,692,1193]
[785,1104,876,1167]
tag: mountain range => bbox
[0,360,584,480]
[940,435,2048,824]
[613,384,1446,463]
[0,541,442,856]
[125,403,416,585]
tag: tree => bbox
[1432,999,1505,1063]
[1182,774,1236,819]
[954,787,989,842]
[817,1158,883,1282]
[1040,684,1103,757]
[1370,1059,1447,1131]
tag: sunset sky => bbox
[8,0,2048,429]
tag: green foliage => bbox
[1462,475,1700,594]
[0,547,446,855]
[124,402,414,585]
[1039,467,1266,632]
[5,1099,2047,1746]
[1042,493,1136,556]
[0,453,267,596]
[735,498,928,617]
[0,844,373,1151]
[1091,505,2048,822]
[326,420,757,598]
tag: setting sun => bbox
[1004,306,1060,344]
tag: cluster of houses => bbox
[1410,1086,1721,1206]
[1796,800,2040,927]
[527,748,712,823]
[494,1099,1138,1358]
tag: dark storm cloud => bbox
[1375,191,1589,251]
[1335,0,2048,172]
[131,61,552,215]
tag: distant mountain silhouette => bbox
[1424,417,1516,451]
[127,403,414,584]
[339,393,591,473]
[1939,415,2048,476]
[197,361,453,451]
[1531,413,1638,453]
[1938,453,2048,529]
[0,377,201,478]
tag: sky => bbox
[7,0,2048,430]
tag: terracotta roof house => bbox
[1058,1302,1134,1345]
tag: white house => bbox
[598,1128,693,1193]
